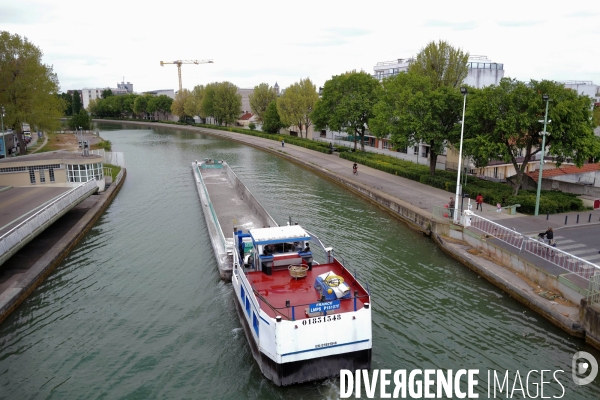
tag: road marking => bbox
[557,244,586,250]
[569,249,598,256]
[582,254,600,262]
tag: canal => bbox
[0,123,599,399]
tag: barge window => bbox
[245,297,250,316]
[253,313,259,336]
[241,287,245,303]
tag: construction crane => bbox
[160,59,214,92]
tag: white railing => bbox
[114,168,124,186]
[466,212,600,280]
[104,152,125,168]
[0,179,98,263]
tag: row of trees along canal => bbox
[2,29,598,197]
[169,41,599,196]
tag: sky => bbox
[2,0,599,94]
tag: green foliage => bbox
[184,85,205,118]
[370,72,463,176]
[59,92,73,116]
[594,106,600,128]
[312,71,379,152]
[93,139,112,151]
[197,82,242,126]
[408,40,469,89]
[249,83,277,122]
[262,101,284,133]
[104,163,121,182]
[0,31,65,152]
[72,90,82,114]
[463,78,599,195]
[248,122,256,131]
[68,109,92,130]
[277,78,318,138]
[339,151,584,215]
[171,89,191,118]
[102,88,113,98]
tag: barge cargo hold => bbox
[192,159,372,386]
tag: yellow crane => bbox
[160,59,214,92]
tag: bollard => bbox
[577,214,580,224]
[589,214,592,223]
[565,216,568,225]
[546,212,549,220]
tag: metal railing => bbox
[0,179,97,263]
[466,212,600,280]
[114,168,124,186]
[104,151,125,168]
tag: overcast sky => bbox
[3,1,599,94]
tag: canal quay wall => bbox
[0,170,127,324]
[101,120,600,349]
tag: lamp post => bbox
[534,95,550,216]
[1,106,5,158]
[454,87,468,223]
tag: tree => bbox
[249,83,277,122]
[593,105,600,128]
[68,109,91,130]
[277,78,318,138]
[72,90,82,115]
[262,101,284,133]
[184,85,205,119]
[312,71,379,151]
[171,89,191,120]
[370,72,464,175]
[149,95,173,121]
[463,78,600,195]
[133,94,150,118]
[102,88,113,98]
[200,82,241,126]
[59,92,73,116]
[0,31,65,153]
[408,40,469,89]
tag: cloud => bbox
[495,20,544,27]
[423,20,478,30]
[566,10,599,18]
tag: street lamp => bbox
[1,106,5,159]
[454,87,468,223]
[534,94,550,216]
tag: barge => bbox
[192,159,372,386]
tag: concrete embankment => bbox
[0,171,126,324]
[97,120,600,348]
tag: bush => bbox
[249,122,256,131]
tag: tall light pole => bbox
[534,94,550,216]
[454,87,468,223]
[1,106,5,158]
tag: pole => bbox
[534,96,550,216]
[1,106,5,158]
[454,89,467,223]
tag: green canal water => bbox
[1,124,599,399]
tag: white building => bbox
[81,80,134,110]
[373,55,504,88]
[143,89,175,99]
[561,81,600,104]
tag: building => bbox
[373,55,504,88]
[0,151,108,192]
[562,81,600,104]
[237,88,253,114]
[142,89,175,99]
[81,80,134,110]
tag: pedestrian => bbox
[449,196,455,218]
[352,163,358,175]
[281,139,284,147]
[539,227,554,246]
[475,193,483,211]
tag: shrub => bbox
[248,122,256,131]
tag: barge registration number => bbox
[302,314,341,326]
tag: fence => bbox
[466,212,600,280]
[104,152,125,168]
[0,179,98,264]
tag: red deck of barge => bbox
[246,261,369,321]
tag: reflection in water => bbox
[0,124,598,399]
